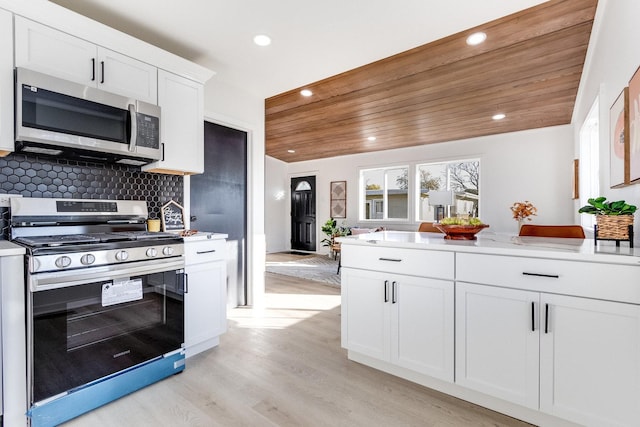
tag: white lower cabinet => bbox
[539,293,640,427]
[342,267,454,382]
[455,283,540,409]
[184,238,227,357]
[456,281,640,427]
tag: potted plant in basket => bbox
[578,197,637,242]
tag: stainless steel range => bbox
[10,197,186,427]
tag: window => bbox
[579,98,599,229]
[294,180,312,191]
[360,166,409,220]
[416,159,480,221]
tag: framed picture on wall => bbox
[629,66,640,182]
[572,159,579,199]
[330,181,347,218]
[610,87,629,188]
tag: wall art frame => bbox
[629,66,640,182]
[610,87,629,188]
[330,181,347,218]
[572,159,580,199]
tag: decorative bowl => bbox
[433,223,490,240]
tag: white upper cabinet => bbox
[0,8,13,154]
[15,16,157,104]
[97,48,157,104]
[143,70,204,175]
[15,15,95,86]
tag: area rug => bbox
[266,254,341,287]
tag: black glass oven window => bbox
[22,85,128,143]
[31,270,184,403]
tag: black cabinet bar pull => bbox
[384,280,389,303]
[196,249,217,255]
[91,58,95,81]
[392,281,397,304]
[184,273,189,294]
[101,61,105,83]
[522,272,560,279]
[531,302,535,332]
[379,257,402,262]
[544,303,549,334]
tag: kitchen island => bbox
[338,231,640,427]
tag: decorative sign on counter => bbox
[161,200,185,231]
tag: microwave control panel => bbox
[136,114,160,149]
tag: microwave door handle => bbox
[128,104,138,152]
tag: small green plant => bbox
[321,218,350,247]
[578,197,637,216]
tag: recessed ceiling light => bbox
[300,89,313,97]
[367,136,377,141]
[253,34,272,46]
[287,149,295,153]
[466,32,487,46]
[492,113,506,120]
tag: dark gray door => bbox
[190,121,247,306]
[290,176,316,252]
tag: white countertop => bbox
[337,231,640,266]
[180,232,228,242]
[0,239,26,256]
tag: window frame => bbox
[579,97,600,230]
[359,165,410,222]
[414,158,480,222]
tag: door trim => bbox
[289,172,318,252]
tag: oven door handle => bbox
[29,258,185,292]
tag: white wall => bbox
[202,78,266,308]
[265,156,289,253]
[572,0,640,243]
[268,124,574,254]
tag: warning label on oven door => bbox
[102,278,143,307]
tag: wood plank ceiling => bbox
[265,0,597,163]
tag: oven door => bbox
[27,258,184,404]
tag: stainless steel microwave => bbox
[15,67,161,166]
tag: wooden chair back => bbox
[418,222,443,233]
[518,224,585,238]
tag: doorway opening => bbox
[190,121,248,306]
[290,176,316,252]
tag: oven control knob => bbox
[115,250,129,261]
[55,256,72,269]
[80,254,96,265]
[162,246,174,256]
[146,248,158,257]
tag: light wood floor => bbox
[64,271,532,427]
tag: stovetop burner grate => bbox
[14,231,181,248]
[14,234,101,247]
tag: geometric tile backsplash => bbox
[0,152,184,236]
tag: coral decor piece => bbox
[511,201,537,223]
